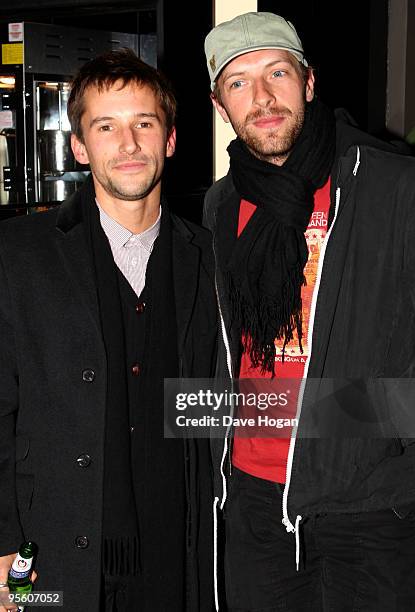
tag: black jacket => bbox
[204,114,415,538]
[0,182,217,611]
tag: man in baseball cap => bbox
[204,11,415,612]
[205,11,308,90]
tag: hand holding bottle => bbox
[0,544,37,612]
[0,552,18,612]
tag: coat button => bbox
[75,536,89,549]
[131,364,140,376]
[82,369,95,383]
[135,302,145,314]
[76,454,91,468]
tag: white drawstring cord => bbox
[281,166,357,573]
[282,514,302,571]
[213,496,220,611]
[294,515,302,571]
[353,146,361,176]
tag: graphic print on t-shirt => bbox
[275,196,329,363]
[233,179,331,483]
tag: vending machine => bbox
[0,21,144,210]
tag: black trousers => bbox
[225,468,415,612]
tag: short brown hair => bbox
[67,48,176,140]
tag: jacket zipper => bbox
[282,146,361,538]
[212,218,234,612]
[281,185,343,566]
[212,212,234,505]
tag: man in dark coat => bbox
[0,49,216,611]
[204,11,415,612]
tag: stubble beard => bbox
[100,156,160,202]
[233,104,306,165]
[103,174,158,201]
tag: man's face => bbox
[71,81,176,205]
[212,49,314,164]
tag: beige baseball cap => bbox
[205,12,307,90]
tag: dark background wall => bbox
[157,0,213,222]
[259,0,389,136]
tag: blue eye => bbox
[230,80,243,89]
[272,70,285,78]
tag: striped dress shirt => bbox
[97,201,161,298]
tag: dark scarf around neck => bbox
[227,98,336,374]
[82,182,140,574]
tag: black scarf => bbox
[130,209,186,611]
[82,183,186,607]
[227,98,336,374]
[82,182,140,573]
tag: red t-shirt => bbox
[232,179,331,483]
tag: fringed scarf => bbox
[227,98,336,374]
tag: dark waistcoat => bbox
[92,204,186,610]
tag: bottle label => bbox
[9,567,30,579]
[9,554,33,579]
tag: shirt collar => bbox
[96,200,161,252]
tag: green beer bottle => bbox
[7,541,35,612]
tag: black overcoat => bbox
[0,183,217,611]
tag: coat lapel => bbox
[54,185,101,335]
[215,179,240,275]
[307,150,358,378]
[171,215,200,357]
